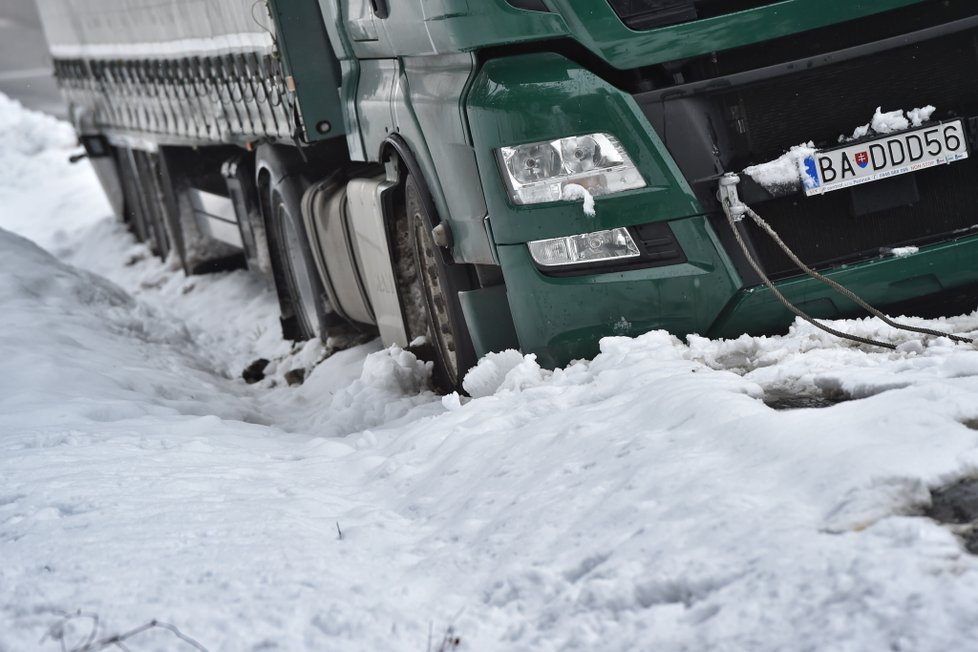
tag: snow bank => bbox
[0,94,109,249]
[0,93,75,163]
[0,226,258,425]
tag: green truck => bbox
[36,0,978,389]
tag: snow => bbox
[847,106,937,141]
[5,93,978,651]
[908,105,937,128]
[743,142,816,193]
[561,183,596,216]
[889,246,920,258]
[869,106,910,135]
[462,350,548,398]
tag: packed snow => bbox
[4,93,978,651]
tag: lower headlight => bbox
[497,133,646,206]
[528,227,640,267]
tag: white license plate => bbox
[802,120,969,197]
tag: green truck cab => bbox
[37,0,978,388]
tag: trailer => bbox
[35,0,978,390]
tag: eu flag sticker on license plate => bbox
[803,120,969,196]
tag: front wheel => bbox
[404,175,477,392]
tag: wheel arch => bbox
[380,135,453,243]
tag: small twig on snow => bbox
[42,613,208,652]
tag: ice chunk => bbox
[847,106,935,141]
[743,143,816,193]
[463,349,547,398]
[908,105,937,128]
[562,183,596,217]
[889,246,919,258]
[870,107,910,135]
[849,123,871,141]
[358,345,431,394]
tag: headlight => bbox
[528,227,640,267]
[497,133,646,206]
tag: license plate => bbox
[802,120,969,197]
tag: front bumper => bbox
[500,229,978,368]
[710,233,978,340]
[496,215,740,368]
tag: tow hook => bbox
[717,173,746,220]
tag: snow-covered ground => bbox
[4,93,978,651]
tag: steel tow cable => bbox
[718,173,975,350]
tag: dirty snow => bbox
[5,94,978,651]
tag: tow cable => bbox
[717,173,974,350]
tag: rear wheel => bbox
[404,174,476,392]
[260,171,327,342]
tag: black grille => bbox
[609,0,784,30]
[634,2,978,281]
[634,222,687,265]
[746,159,978,279]
[736,28,978,278]
[734,31,978,165]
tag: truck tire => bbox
[116,147,154,248]
[405,174,477,392]
[132,149,173,262]
[258,161,328,342]
[115,147,175,261]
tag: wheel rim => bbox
[414,212,459,384]
[279,201,320,338]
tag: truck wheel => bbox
[405,174,477,392]
[260,172,327,342]
[116,147,154,247]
